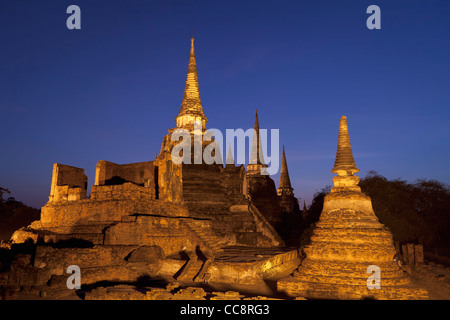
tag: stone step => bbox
[183,196,226,201]
[0,273,8,286]
[186,209,230,217]
[178,260,204,281]
[182,178,225,183]
[183,190,225,195]
[182,220,223,253]
[182,190,226,196]
[185,203,229,209]
[183,199,228,206]
[183,193,227,199]
[183,180,224,185]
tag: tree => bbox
[306,172,450,249]
[359,172,425,243]
[305,185,331,226]
[297,186,330,248]
[0,186,40,240]
[0,187,11,203]
[360,172,449,247]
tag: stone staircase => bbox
[180,163,283,247]
[182,164,230,214]
[182,218,223,253]
[0,272,8,287]
[177,259,204,282]
[247,203,284,246]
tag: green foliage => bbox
[359,172,423,243]
[0,187,11,202]
[360,171,450,246]
[296,186,330,249]
[298,222,316,249]
[0,186,40,240]
[304,172,450,247]
[304,185,331,226]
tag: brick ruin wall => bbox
[94,160,156,188]
[49,164,88,202]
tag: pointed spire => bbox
[330,116,361,193]
[176,38,207,128]
[226,143,234,166]
[250,109,266,166]
[331,116,359,176]
[301,200,308,218]
[279,145,292,190]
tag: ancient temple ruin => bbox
[0,38,429,300]
[277,145,300,214]
[0,38,300,299]
[277,116,428,299]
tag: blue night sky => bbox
[0,0,449,208]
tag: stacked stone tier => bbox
[294,259,409,286]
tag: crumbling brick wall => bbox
[49,164,88,202]
[94,160,156,187]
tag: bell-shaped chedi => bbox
[277,116,428,300]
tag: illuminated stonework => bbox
[175,38,207,130]
[277,116,428,300]
[277,145,299,214]
[1,39,432,300]
[1,39,295,300]
[247,110,268,175]
[277,146,292,197]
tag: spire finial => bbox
[278,145,293,195]
[331,116,359,176]
[330,116,361,192]
[175,37,207,128]
[254,109,259,131]
[250,109,265,166]
[226,143,234,166]
[248,110,267,174]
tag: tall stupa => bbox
[277,116,428,299]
